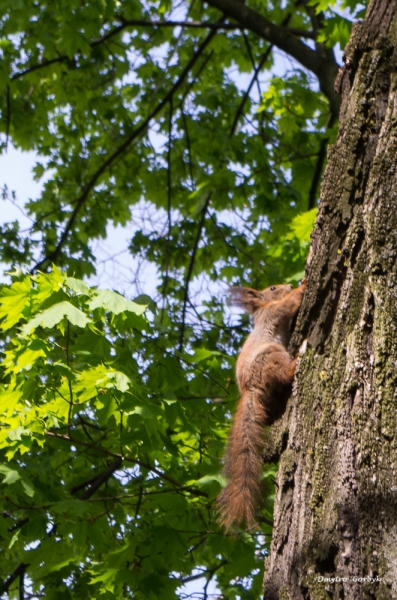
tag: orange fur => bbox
[217,282,306,529]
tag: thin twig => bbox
[178,192,212,352]
[162,97,173,303]
[134,486,144,519]
[147,0,197,111]
[179,50,214,108]
[65,322,74,438]
[181,109,194,189]
[203,560,227,599]
[230,12,292,139]
[116,18,243,30]
[5,85,10,152]
[229,45,272,138]
[119,409,124,457]
[77,413,95,442]
[242,32,262,100]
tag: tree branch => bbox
[10,17,317,85]
[46,431,208,497]
[179,560,227,585]
[69,472,103,496]
[74,458,122,500]
[257,514,274,528]
[1,563,29,596]
[8,517,29,533]
[287,26,316,39]
[31,19,224,273]
[80,460,121,500]
[201,0,340,115]
[19,565,25,600]
[11,56,69,81]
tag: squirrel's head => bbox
[229,283,294,315]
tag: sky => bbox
[0,145,159,294]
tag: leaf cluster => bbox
[0,268,272,598]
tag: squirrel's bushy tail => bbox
[217,392,267,529]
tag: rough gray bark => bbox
[264,1,397,598]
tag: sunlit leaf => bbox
[20,301,91,334]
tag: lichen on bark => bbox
[263,1,397,598]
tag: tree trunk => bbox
[263,1,397,598]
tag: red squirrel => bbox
[217,281,306,529]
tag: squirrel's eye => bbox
[270,286,276,291]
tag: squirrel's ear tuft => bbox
[228,287,263,314]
